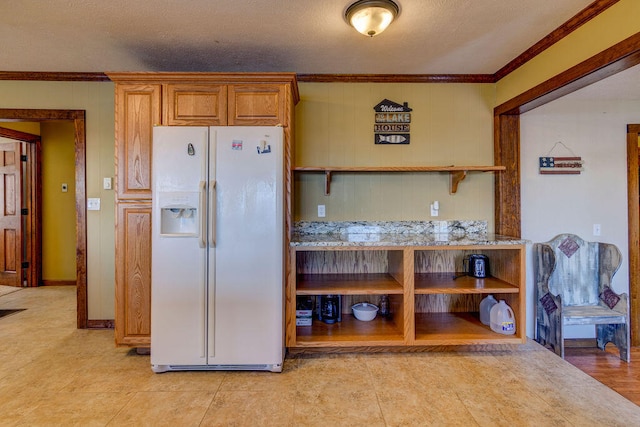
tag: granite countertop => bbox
[290,221,529,247]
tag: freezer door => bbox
[151,126,210,367]
[208,126,284,367]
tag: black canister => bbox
[464,254,489,278]
[379,295,390,317]
[320,295,340,324]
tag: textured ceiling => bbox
[1,0,596,74]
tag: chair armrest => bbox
[598,243,622,287]
[612,292,629,315]
[534,243,556,295]
[597,287,629,315]
[538,290,563,316]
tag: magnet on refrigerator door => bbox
[257,140,271,154]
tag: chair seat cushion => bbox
[563,305,626,326]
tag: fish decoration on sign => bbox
[373,99,412,144]
[377,134,407,144]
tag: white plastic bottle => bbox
[479,294,498,325]
[490,300,516,335]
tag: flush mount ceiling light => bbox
[345,0,399,37]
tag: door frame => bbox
[0,109,87,329]
[494,32,640,345]
[627,124,640,346]
[0,127,41,288]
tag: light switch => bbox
[593,224,601,236]
[103,177,112,190]
[87,198,100,211]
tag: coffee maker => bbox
[319,295,342,324]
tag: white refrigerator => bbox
[150,126,284,373]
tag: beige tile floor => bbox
[1,285,639,426]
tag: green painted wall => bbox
[496,0,640,104]
[41,121,76,281]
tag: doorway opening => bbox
[0,109,87,329]
[0,127,41,288]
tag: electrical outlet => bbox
[87,198,101,211]
[593,224,601,236]
[317,205,326,218]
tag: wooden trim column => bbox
[73,115,88,328]
[494,114,521,237]
[627,124,640,346]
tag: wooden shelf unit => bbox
[296,315,405,347]
[414,313,516,345]
[293,165,506,195]
[414,273,520,294]
[296,273,404,295]
[287,243,525,350]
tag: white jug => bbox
[490,300,515,335]
[479,294,498,325]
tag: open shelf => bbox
[287,243,526,350]
[414,313,523,345]
[414,273,520,294]
[296,273,404,295]
[293,165,506,195]
[295,314,405,346]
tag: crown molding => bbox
[0,71,110,81]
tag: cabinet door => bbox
[115,203,152,347]
[228,84,286,126]
[115,84,161,200]
[164,84,227,125]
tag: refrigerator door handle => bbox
[199,181,206,248]
[209,180,216,247]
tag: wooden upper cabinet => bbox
[164,84,227,126]
[228,84,286,126]
[163,83,287,126]
[115,84,161,200]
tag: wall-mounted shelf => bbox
[293,165,506,195]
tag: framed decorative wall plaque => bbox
[373,99,412,144]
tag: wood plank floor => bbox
[565,345,640,406]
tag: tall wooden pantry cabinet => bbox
[108,72,299,347]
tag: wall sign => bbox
[539,142,584,175]
[373,99,412,144]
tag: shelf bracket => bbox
[450,170,467,194]
[324,171,332,195]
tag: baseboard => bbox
[41,280,76,286]
[564,338,597,348]
[87,319,114,329]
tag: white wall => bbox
[521,95,640,338]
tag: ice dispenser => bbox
[158,192,200,236]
